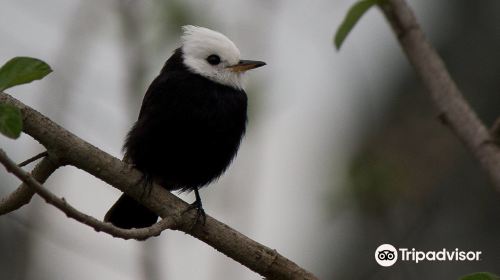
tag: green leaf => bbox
[0,104,23,139]
[460,272,500,280]
[334,0,377,50]
[0,57,52,92]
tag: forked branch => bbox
[0,91,318,280]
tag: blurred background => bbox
[1,0,500,279]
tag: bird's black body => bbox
[126,48,248,190]
[105,48,248,228]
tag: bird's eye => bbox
[206,54,221,65]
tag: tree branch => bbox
[0,91,318,280]
[0,149,178,240]
[378,0,500,190]
[18,151,49,167]
[0,154,60,214]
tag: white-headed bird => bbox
[105,26,265,229]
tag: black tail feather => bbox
[104,194,158,229]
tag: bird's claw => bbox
[182,199,206,228]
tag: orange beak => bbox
[227,60,266,73]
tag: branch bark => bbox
[0,155,60,214]
[0,91,318,280]
[378,0,500,189]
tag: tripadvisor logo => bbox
[375,244,398,267]
[375,244,482,267]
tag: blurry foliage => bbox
[116,0,202,117]
[155,0,192,34]
[149,0,202,47]
[460,272,500,280]
[349,151,407,215]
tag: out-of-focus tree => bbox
[328,0,500,279]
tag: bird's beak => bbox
[227,60,266,73]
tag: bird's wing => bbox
[137,78,159,121]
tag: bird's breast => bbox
[126,83,248,190]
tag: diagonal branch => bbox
[0,154,60,214]
[0,91,318,280]
[0,149,177,240]
[378,0,500,190]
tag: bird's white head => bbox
[181,25,265,90]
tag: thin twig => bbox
[0,155,60,214]
[378,0,500,190]
[0,149,176,240]
[18,151,49,167]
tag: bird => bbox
[104,25,266,229]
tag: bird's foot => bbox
[183,200,206,225]
[182,188,206,229]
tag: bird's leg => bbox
[182,188,207,227]
[135,173,154,200]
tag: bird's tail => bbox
[104,194,158,229]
